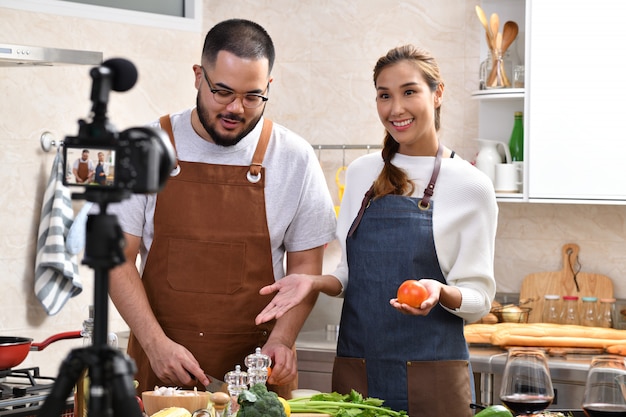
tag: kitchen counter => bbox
[297,329,592,377]
[469,345,592,380]
[296,329,338,352]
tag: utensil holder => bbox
[487,48,511,88]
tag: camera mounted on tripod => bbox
[62,58,176,203]
[38,58,176,417]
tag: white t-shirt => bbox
[332,151,498,323]
[107,108,337,280]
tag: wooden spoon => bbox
[501,21,519,54]
[489,12,500,46]
[475,5,495,49]
[488,21,519,87]
[488,32,506,87]
[499,21,519,86]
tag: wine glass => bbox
[582,355,626,417]
[499,348,554,416]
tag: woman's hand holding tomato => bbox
[391,279,442,315]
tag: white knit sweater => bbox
[332,151,498,324]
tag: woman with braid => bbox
[255,44,498,416]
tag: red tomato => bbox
[396,280,428,308]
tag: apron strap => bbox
[347,142,445,236]
[159,114,176,149]
[347,186,374,238]
[249,119,273,177]
[159,114,181,174]
[158,115,273,182]
[419,142,444,210]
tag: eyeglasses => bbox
[201,67,269,109]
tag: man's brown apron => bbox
[128,115,295,396]
[77,160,89,183]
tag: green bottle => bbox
[509,111,524,161]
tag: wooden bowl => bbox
[142,390,211,416]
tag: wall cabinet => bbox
[477,0,626,204]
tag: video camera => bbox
[63,58,176,199]
[37,58,173,417]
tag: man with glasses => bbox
[108,19,336,396]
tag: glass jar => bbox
[581,297,599,327]
[479,55,492,90]
[598,298,617,328]
[542,294,561,324]
[560,295,580,325]
[480,50,513,89]
[513,65,525,88]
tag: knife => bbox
[205,374,229,393]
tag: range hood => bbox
[0,43,102,67]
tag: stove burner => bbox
[0,367,56,401]
[3,368,54,387]
[0,367,74,417]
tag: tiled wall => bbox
[2,1,626,377]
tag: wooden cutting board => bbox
[519,243,614,323]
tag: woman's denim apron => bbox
[332,145,473,417]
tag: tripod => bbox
[38,190,142,417]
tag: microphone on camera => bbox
[89,57,137,124]
[102,58,138,92]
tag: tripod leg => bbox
[86,347,142,417]
[109,350,142,417]
[37,348,88,417]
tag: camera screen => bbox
[64,147,116,188]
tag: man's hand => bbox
[261,341,297,386]
[145,337,209,388]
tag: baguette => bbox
[464,322,520,344]
[495,335,622,348]
[606,344,626,356]
[491,323,626,348]
[465,322,626,349]
[464,323,497,344]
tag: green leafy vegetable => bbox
[287,390,407,417]
[237,383,287,417]
[474,405,513,417]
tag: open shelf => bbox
[472,88,525,100]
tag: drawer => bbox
[297,349,335,392]
[297,350,334,373]
[297,370,332,392]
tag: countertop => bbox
[468,345,592,382]
[296,329,338,352]
[296,329,593,381]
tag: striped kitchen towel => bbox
[34,150,83,315]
